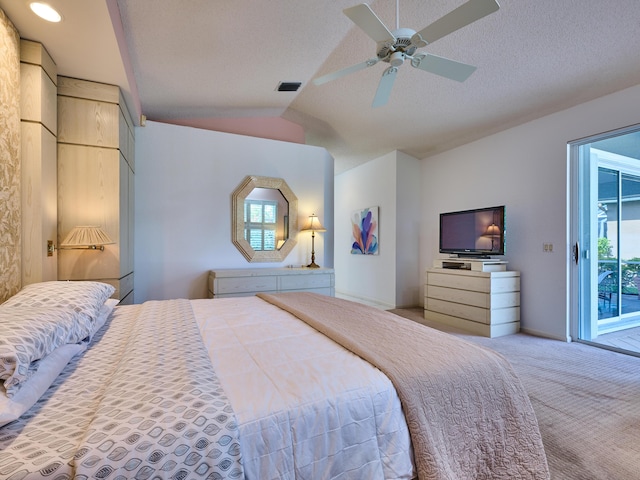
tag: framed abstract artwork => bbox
[351,206,379,255]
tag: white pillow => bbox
[2,281,115,328]
[0,343,86,427]
[90,298,119,338]
[0,306,92,396]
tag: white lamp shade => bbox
[484,224,501,236]
[301,214,326,233]
[60,226,114,247]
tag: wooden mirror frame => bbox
[231,175,298,262]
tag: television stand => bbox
[433,258,508,272]
[424,262,520,337]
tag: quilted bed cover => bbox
[258,292,550,480]
[191,296,415,479]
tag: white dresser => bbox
[208,268,335,298]
[424,260,520,337]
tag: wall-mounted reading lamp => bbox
[48,226,114,256]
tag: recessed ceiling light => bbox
[30,2,62,23]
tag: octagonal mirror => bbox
[231,175,298,262]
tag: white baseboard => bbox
[335,291,395,310]
[520,327,570,342]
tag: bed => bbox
[0,281,549,479]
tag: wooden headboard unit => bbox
[1,11,59,303]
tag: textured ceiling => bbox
[2,0,640,174]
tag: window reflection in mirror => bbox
[231,175,298,262]
[244,188,289,251]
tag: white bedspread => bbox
[192,296,415,480]
[0,300,244,480]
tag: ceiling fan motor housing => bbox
[377,28,418,62]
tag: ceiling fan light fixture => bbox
[389,51,405,67]
[30,2,62,22]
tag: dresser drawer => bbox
[427,297,490,324]
[279,273,333,291]
[427,271,519,294]
[427,285,519,309]
[428,272,490,292]
[426,297,520,325]
[215,276,277,295]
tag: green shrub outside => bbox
[598,237,640,295]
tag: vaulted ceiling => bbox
[2,0,639,173]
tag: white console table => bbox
[424,259,520,337]
[208,268,335,298]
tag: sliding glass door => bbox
[572,128,640,355]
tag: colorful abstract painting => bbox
[351,207,379,255]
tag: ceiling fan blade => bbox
[372,66,398,108]
[343,3,395,44]
[411,53,477,82]
[411,0,499,48]
[313,58,380,86]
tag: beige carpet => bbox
[390,308,640,480]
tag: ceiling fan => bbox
[313,0,500,107]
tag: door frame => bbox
[569,123,640,351]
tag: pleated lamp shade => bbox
[483,224,501,251]
[484,224,501,237]
[300,214,326,233]
[60,226,114,248]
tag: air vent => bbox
[277,82,302,92]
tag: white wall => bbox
[395,152,422,307]
[334,151,421,308]
[134,121,334,302]
[420,84,640,340]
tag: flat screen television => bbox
[439,205,506,257]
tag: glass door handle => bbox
[573,242,580,265]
